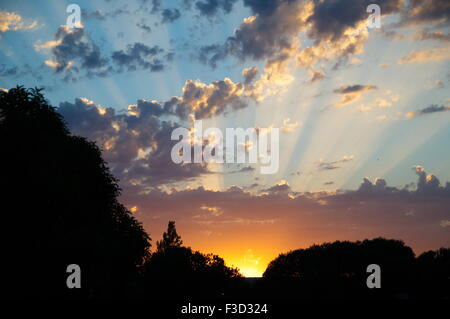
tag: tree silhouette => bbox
[262,238,416,299]
[1,87,151,298]
[415,248,450,298]
[142,221,242,299]
[156,220,183,252]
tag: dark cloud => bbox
[57,97,209,187]
[333,85,377,106]
[263,181,291,194]
[402,0,450,26]
[0,64,19,77]
[39,26,109,81]
[111,42,165,72]
[408,104,450,117]
[307,0,402,41]
[230,165,255,174]
[333,84,378,94]
[161,8,181,23]
[40,26,170,80]
[81,6,131,20]
[316,155,354,171]
[195,0,239,17]
[136,21,152,33]
[198,0,403,69]
[121,166,450,254]
[242,67,259,85]
[419,104,450,114]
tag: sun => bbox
[239,267,263,278]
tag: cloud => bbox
[425,80,444,89]
[242,67,259,85]
[136,21,152,33]
[398,47,450,64]
[0,11,38,37]
[401,0,450,26]
[281,118,301,133]
[111,43,166,72]
[333,84,378,106]
[37,26,109,80]
[406,104,450,118]
[161,8,181,23]
[308,69,326,83]
[120,166,450,254]
[417,29,450,42]
[195,0,239,17]
[37,26,171,81]
[199,0,402,71]
[230,166,255,174]
[57,97,210,187]
[316,155,354,171]
[413,165,446,194]
[165,77,251,119]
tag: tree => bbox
[142,220,243,299]
[262,238,416,299]
[1,87,151,298]
[156,220,183,252]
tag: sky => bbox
[1,0,449,277]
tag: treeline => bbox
[1,87,449,299]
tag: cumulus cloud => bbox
[333,84,378,106]
[36,26,109,80]
[111,42,165,72]
[0,11,38,37]
[58,96,210,187]
[121,166,450,254]
[199,0,402,71]
[36,26,170,81]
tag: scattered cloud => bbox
[316,155,354,171]
[281,118,301,133]
[0,11,38,37]
[308,69,326,83]
[333,84,378,106]
[425,80,444,89]
[36,26,171,81]
[111,42,165,72]
[406,104,450,118]
[398,47,450,64]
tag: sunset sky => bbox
[1,0,449,276]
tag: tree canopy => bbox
[1,87,151,298]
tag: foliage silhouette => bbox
[261,238,449,299]
[142,221,243,299]
[156,220,183,252]
[1,87,151,298]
